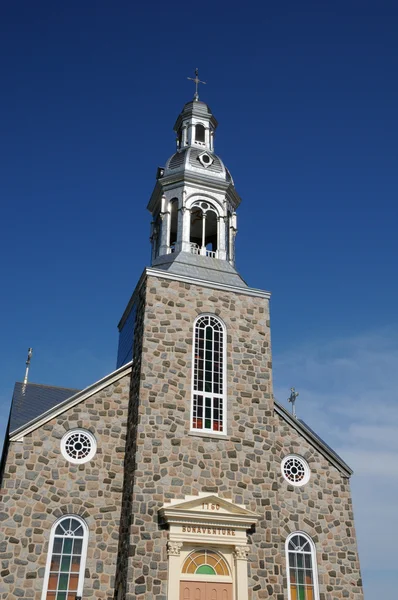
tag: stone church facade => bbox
[0,93,363,600]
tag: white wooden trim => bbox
[41,514,89,600]
[190,314,227,436]
[285,531,320,600]
[10,362,132,441]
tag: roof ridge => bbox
[15,381,80,392]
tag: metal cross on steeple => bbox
[187,68,206,101]
[288,387,299,418]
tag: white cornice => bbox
[146,268,271,299]
[9,362,133,442]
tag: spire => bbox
[187,68,206,102]
[147,89,241,271]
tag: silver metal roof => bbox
[164,147,228,181]
[151,251,248,288]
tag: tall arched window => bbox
[286,532,319,600]
[42,515,88,600]
[192,314,226,434]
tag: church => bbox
[0,80,364,600]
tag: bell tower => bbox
[148,96,240,267]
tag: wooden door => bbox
[180,581,206,600]
[205,582,232,600]
[180,582,232,600]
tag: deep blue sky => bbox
[1,1,397,596]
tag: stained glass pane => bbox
[71,556,80,572]
[298,585,305,600]
[73,539,83,555]
[46,593,56,600]
[53,539,63,554]
[186,560,197,574]
[58,574,68,590]
[69,574,79,591]
[60,556,71,572]
[50,555,61,571]
[48,573,58,590]
[196,565,216,575]
[290,586,297,600]
[305,570,313,584]
[63,539,73,554]
[297,554,304,569]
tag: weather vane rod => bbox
[288,387,299,418]
[187,68,206,101]
[23,348,33,385]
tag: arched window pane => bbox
[182,550,229,576]
[192,315,225,433]
[287,533,319,600]
[44,516,88,600]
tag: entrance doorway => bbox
[180,581,232,599]
[180,549,232,600]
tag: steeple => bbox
[147,90,242,281]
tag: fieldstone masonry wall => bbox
[0,375,130,600]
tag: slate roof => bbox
[151,251,248,289]
[9,382,80,434]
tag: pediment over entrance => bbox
[159,493,259,531]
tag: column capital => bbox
[167,541,183,556]
[233,545,250,560]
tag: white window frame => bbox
[281,454,311,487]
[41,515,89,600]
[190,313,227,435]
[60,429,97,465]
[285,531,320,600]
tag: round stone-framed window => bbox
[61,429,97,464]
[281,455,310,486]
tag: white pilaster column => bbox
[159,213,171,256]
[181,207,192,253]
[167,541,183,600]
[218,216,227,260]
[200,213,207,255]
[229,212,237,265]
[205,127,210,148]
[234,545,250,600]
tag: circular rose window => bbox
[281,455,310,486]
[61,429,97,464]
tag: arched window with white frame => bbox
[191,314,226,434]
[42,515,89,600]
[286,532,320,600]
